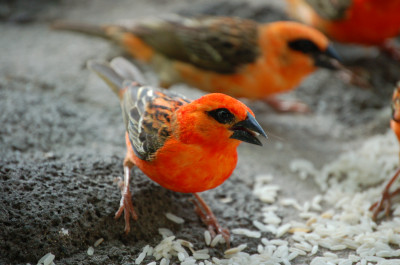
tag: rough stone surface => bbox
[1,0,399,264]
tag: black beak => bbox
[314,44,342,70]
[230,112,267,146]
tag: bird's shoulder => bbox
[122,83,191,161]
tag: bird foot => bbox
[262,97,310,113]
[115,166,138,234]
[370,168,400,220]
[370,188,394,220]
[192,193,230,248]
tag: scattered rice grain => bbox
[87,247,94,256]
[232,228,261,238]
[204,230,211,246]
[37,253,55,265]
[193,252,210,260]
[210,234,223,247]
[276,223,291,237]
[165,212,185,224]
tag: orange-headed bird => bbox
[370,82,400,219]
[53,15,341,112]
[88,57,267,245]
[286,0,400,58]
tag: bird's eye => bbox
[207,108,235,124]
[288,39,321,54]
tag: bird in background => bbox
[53,15,341,113]
[370,82,400,219]
[88,57,267,245]
[285,0,400,60]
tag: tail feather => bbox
[87,57,148,99]
[51,20,108,39]
[87,61,125,96]
[110,57,148,85]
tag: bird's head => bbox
[261,21,341,72]
[174,93,267,147]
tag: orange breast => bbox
[314,0,400,45]
[125,133,239,193]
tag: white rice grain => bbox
[232,228,261,238]
[323,252,338,259]
[165,212,185,224]
[158,228,174,238]
[204,230,211,246]
[87,247,94,256]
[330,244,347,251]
[288,247,306,256]
[276,223,291,238]
[193,252,210,260]
[311,245,319,255]
[160,258,169,265]
[135,246,148,264]
[288,251,298,261]
[37,253,55,265]
[210,234,223,247]
[178,252,186,262]
[224,244,247,256]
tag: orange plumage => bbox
[370,82,400,219]
[88,57,267,243]
[53,15,340,112]
[286,0,400,46]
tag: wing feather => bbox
[119,15,260,74]
[122,83,190,161]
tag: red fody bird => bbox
[53,15,341,112]
[370,82,400,219]
[88,57,267,244]
[286,0,400,58]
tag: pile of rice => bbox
[131,130,400,265]
[38,130,400,265]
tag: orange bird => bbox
[88,57,267,244]
[53,15,341,112]
[286,0,400,58]
[370,82,400,219]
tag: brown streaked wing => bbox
[122,83,191,161]
[305,0,352,20]
[124,15,260,74]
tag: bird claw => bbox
[370,190,392,220]
[115,187,138,234]
[192,193,231,248]
[370,168,400,220]
[115,166,138,234]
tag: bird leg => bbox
[262,96,310,113]
[115,165,138,234]
[370,167,400,220]
[192,193,230,247]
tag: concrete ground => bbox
[1,0,399,264]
